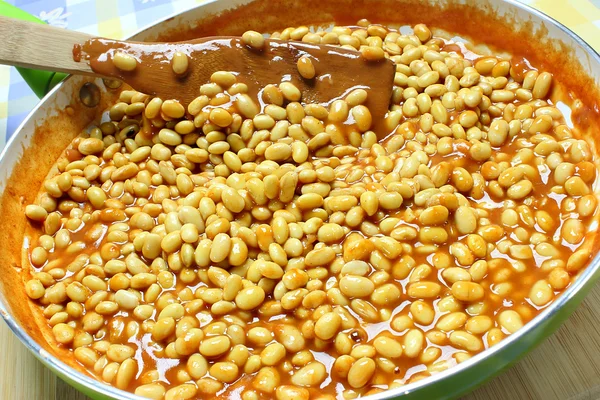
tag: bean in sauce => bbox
[24,21,598,400]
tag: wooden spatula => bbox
[0,17,395,137]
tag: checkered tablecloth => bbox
[0,0,599,150]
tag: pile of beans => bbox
[23,20,597,400]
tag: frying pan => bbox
[1,0,600,399]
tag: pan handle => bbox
[0,2,67,98]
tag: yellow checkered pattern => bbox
[527,0,600,50]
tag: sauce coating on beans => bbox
[24,20,598,400]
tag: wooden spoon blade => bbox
[79,37,395,137]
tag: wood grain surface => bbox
[3,284,600,399]
[0,16,94,76]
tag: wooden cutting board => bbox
[3,284,600,400]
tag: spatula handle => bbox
[0,3,64,97]
[0,15,96,77]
